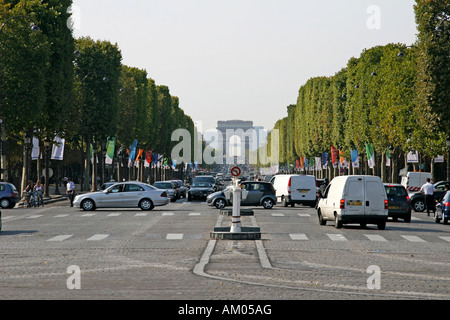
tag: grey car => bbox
[207,182,276,209]
[0,182,20,209]
[74,181,170,211]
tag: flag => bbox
[322,152,328,169]
[128,139,138,167]
[366,143,375,168]
[51,136,65,161]
[105,137,116,165]
[32,137,40,160]
[385,148,391,167]
[315,157,322,171]
[351,150,359,168]
[145,150,153,168]
[331,146,338,167]
[339,151,348,168]
[407,151,419,163]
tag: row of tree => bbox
[265,0,449,181]
[0,1,195,190]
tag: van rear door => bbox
[365,178,386,216]
[344,177,365,216]
[290,176,316,201]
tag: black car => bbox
[435,191,450,225]
[187,182,215,201]
[410,180,450,212]
[384,183,411,222]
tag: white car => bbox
[74,181,170,211]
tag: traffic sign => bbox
[231,166,241,177]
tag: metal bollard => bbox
[230,184,241,233]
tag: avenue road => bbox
[0,197,449,301]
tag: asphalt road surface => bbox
[1,197,449,302]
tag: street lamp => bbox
[446,137,450,181]
[44,137,51,197]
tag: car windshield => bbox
[192,183,212,188]
[194,177,215,183]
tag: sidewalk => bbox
[17,184,85,207]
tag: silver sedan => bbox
[73,181,170,211]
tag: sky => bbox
[71,0,418,133]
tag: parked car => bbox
[170,180,186,198]
[153,181,178,202]
[231,181,277,209]
[270,174,317,207]
[317,175,388,230]
[188,182,215,201]
[435,191,450,224]
[74,181,169,211]
[0,182,20,209]
[409,180,450,212]
[383,183,411,222]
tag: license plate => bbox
[298,189,309,194]
[389,206,399,209]
[348,201,362,206]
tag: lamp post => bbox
[446,137,450,181]
[0,16,40,181]
[44,137,51,197]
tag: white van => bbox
[400,172,432,194]
[270,174,317,207]
[317,175,388,230]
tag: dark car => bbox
[193,176,219,191]
[384,183,411,222]
[187,182,215,201]
[230,181,276,209]
[171,180,186,198]
[410,180,450,212]
[435,191,450,225]
[0,182,20,209]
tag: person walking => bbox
[420,178,436,216]
[66,178,76,207]
[34,180,44,207]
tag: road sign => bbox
[231,166,241,177]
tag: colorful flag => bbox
[366,143,375,168]
[51,136,65,161]
[105,137,116,165]
[351,150,359,168]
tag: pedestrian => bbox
[66,178,76,207]
[34,180,44,207]
[24,180,35,208]
[420,178,436,216]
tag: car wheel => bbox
[403,213,411,223]
[334,214,342,229]
[412,199,425,212]
[377,221,386,230]
[139,198,154,211]
[0,198,11,209]
[214,199,226,209]
[318,209,326,226]
[281,196,288,207]
[81,199,95,211]
[262,198,274,209]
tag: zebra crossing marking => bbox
[401,235,426,243]
[364,234,388,242]
[47,235,73,242]
[87,234,109,241]
[289,234,309,241]
[166,233,183,240]
[327,234,348,241]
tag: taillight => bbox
[288,177,291,194]
[406,195,411,203]
[445,202,450,208]
[11,191,15,197]
[340,199,345,209]
[384,199,389,210]
[161,192,167,197]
